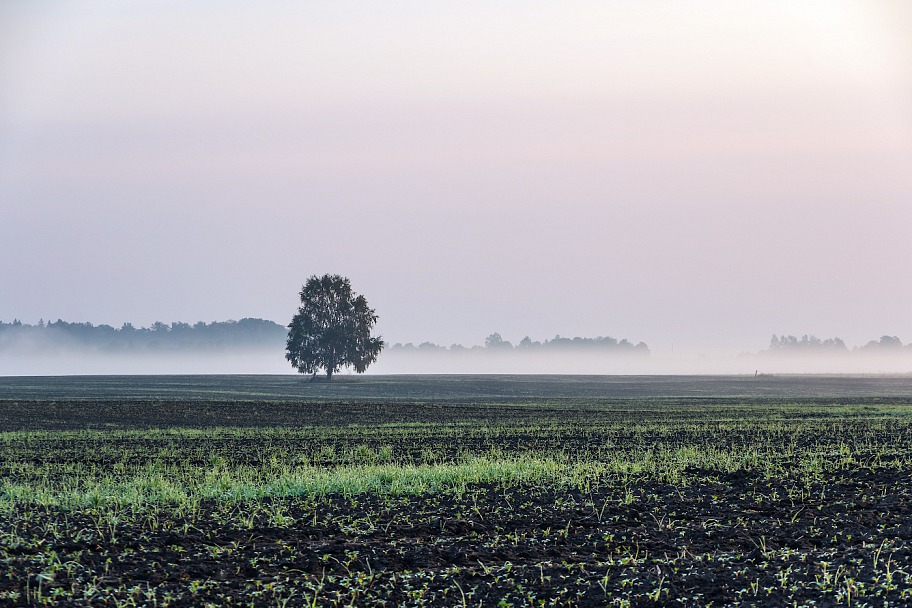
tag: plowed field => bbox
[1,375,911,606]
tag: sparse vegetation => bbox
[1,375,911,605]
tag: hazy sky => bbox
[2,0,911,356]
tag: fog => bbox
[1,319,911,377]
[373,351,912,376]
[4,349,912,377]
[0,352,289,377]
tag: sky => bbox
[2,0,911,359]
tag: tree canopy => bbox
[285,275,384,380]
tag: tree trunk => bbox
[326,368,333,381]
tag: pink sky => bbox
[1,1,911,359]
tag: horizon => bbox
[2,315,912,354]
[3,315,912,377]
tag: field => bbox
[1,375,912,606]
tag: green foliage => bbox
[285,274,383,379]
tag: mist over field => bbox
[4,352,912,377]
[2,317,912,376]
[375,351,912,376]
[0,352,288,376]
[2,327,912,376]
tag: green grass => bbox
[3,406,911,509]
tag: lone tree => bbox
[285,274,384,381]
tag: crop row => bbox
[2,469,911,605]
[1,399,911,605]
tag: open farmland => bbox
[1,375,912,606]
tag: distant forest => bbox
[390,332,650,355]
[6,321,906,358]
[0,321,649,356]
[0,319,287,353]
[765,334,912,354]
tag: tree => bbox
[285,274,384,380]
[484,332,513,349]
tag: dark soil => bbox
[2,376,911,606]
[3,373,912,404]
[3,468,912,606]
[1,395,910,432]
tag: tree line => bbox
[389,332,650,354]
[0,319,649,357]
[0,318,287,352]
[5,319,908,358]
[766,334,911,354]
